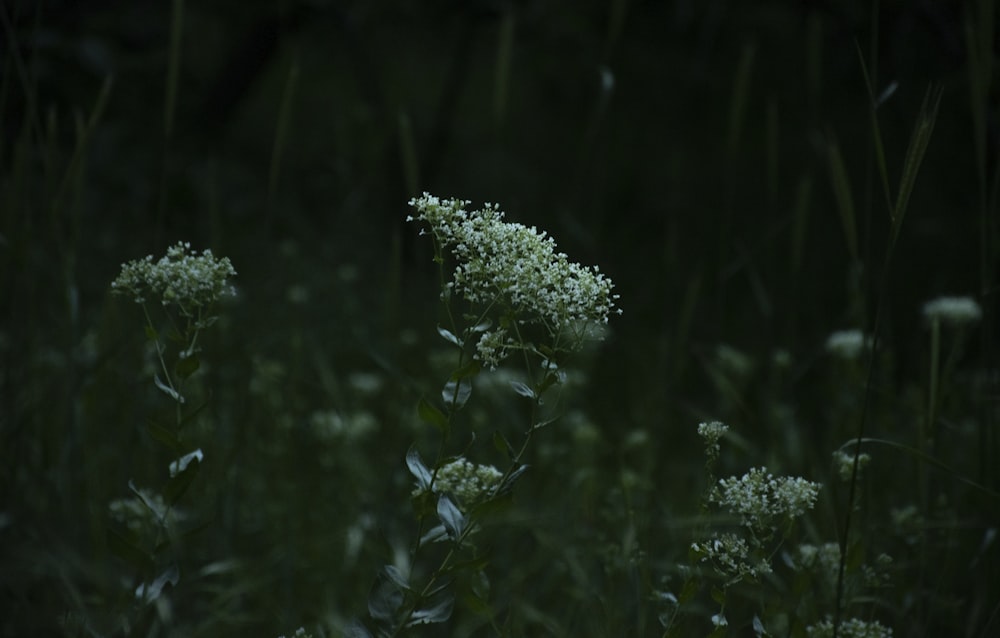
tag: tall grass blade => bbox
[825,136,859,262]
[854,42,893,216]
[890,84,943,247]
[269,55,300,203]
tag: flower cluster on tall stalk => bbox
[356,194,620,636]
[107,241,236,633]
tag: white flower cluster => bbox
[408,193,620,367]
[825,329,872,360]
[792,542,842,585]
[691,533,772,581]
[417,457,503,509]
[922,295,982,326]
[111,241,237,315]
[697,421,729,457]
[832,449,871,482]
[710,467,821,531]
[806,617,892,638]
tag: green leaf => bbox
[168,449,203,478]
[107,526,155,574]
[442,378,472,409]
[493,431,516,460]
[450,359,482,381]
[144,325,159,341]
[128,480,167,521]
[175,352,200,380]
[417,397,449,433]
[493,464,529,497]
[136,564,179,604]
[509,381,535,399]
[437,325,462,347]
[437,494,466,541]
[145,420,180,452]
[710,587,726,604]
[164,453,201,506]
[381,564,411,592]
[406,590,455,626]
[153,374,185,404]
[890,84,943,246]
[406,446,433,491]
[367,571,404,622]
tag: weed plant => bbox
[2,2,999,638]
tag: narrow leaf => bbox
[891,84,943,246]
[164,456,201,506]
[406,446,432,491]
[381,564,411,592]
[145,420,180,451]
[450,359,482,381]
[107,526,155,573]
[437,325,462,346]
[175,353,200,380]
[509,381,536,399]
[442,378,472,409]
[417,397,449,432]
[437,494,466,540]
[168,449,203,478]
[154,374,185,404]
[136,564,180,604]
[407,591,455,626]
[493,431,516,460]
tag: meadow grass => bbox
[1,3,998,637]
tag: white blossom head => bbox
[408,193,620,365]
[922,296,982,326]
[710,467,821,532]
[690,533,772,582]
[825,329,872,360]
[414,457,503,510]
[697,421,728,458]
[111,241,237,316]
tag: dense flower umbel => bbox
[408,193,620,367]
[414,457,503,510]
[710,467,821,531]
[111,241,237,315]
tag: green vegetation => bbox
[2,1,997,636]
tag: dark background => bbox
[2,0,998,636]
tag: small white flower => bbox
[111,241,237,315]
[408,194,620,355]
[711,467,821,532]
[697,421,729,456]
[806,617,892,638]
[922,296,982,326]
[413,457,503,510]
[825,329,872,360]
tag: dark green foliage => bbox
[2,1,998,637]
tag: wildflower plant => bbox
[358,194,620,636]
[107,241,236,631]
[661,422,823,637]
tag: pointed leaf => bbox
[437,494,466,540]
[406,446,432,491]
[107,526,155,574]
[168,449,203,478]
[175,353,200,380]
[450,359,482,381]
[136,564,180,604]
[437,325,462,347]
[417,397,449,433]
[381,564,411,592]
[367,571,404,622]
[407,591,455,626]
[509,381,536,399]
[492,431,516,460]
[164,454,201,506]
[493,464,529,498]
[145,420,180,452]
[154,374,185,404]
[419,524,449,547]
[442,378,471,409]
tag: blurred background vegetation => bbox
[2,0,997,636]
